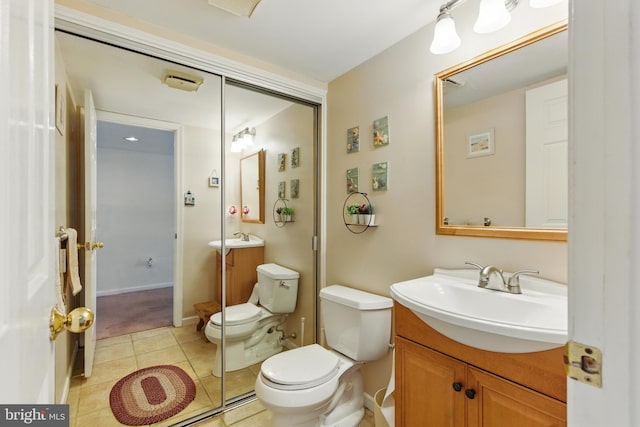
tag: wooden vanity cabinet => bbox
[215,246,264,306]
[394,303,566,427]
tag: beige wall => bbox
[235,103,317,347]
[181,126,223,315]
[181,103,317,348]
[326,2,569,397]
[444,88,525,226]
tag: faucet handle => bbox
[465,261,484,270]
[507,269,539,293]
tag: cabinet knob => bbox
[465,389,476,399]
[452,382,463,392]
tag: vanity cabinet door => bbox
[215,247,264,306]
[396,337,466,427]
[466,367,566,427]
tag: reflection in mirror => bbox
[240,149,265,223]
[435,21,568,241]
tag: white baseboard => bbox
[96,282,173,297]
[59,340,79,404]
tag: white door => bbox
[525,79,568,228]
[0,0,56,403]
[83,89,98,377]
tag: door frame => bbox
[96,111,184,327]
[54,4,328,319]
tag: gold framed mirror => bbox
[240,149,265,223]
[435,21,568,241]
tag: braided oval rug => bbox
[109,365,196,425]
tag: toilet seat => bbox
[261,344,341,390]
[209,303,262,326]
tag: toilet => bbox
[255,285,393,427]
[205,263,299,377]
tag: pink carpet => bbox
[96,287,173,339]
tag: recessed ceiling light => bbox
[123,136,140,142]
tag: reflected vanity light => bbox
[430,0,561,54]
[230,127,256,152]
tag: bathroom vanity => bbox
[394,303,566,426]
[216,246,264,306]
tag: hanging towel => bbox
[54,237,66,311]
[65,228,83,295]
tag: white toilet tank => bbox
[320,285,393,361]
[257,263,299,314]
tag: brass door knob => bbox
[50,306,95,340]
[91,241,104,250]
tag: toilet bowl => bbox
[255,285,392,427]
[204,263,299,377]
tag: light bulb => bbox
[430,12,461,55]
[474,0,511,34]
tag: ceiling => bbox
[77,0,441,82]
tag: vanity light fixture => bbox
[430,0,562,54]
[123,136,139,142]
[230,127,256,152]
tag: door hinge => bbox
[564,341,602,388]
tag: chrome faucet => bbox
[233,232,250,241]
[465,262,539,294]
[505,269,540,294]
[479,265,505,289]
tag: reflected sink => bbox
[208,235,264,250]
[390,268,567,353]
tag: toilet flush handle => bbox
[279,280,290,288]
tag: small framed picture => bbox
[373,116,390,147]
[372,162,388,191]
[467,129,495,158]
[347,168,359,193]
[209,176,220,187]
[278,181,286,199]
[278,153,286,171]
[291,179,299,198]
[291,147,300,168]
[347,126,360,153]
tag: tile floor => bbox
[67,325,374,426]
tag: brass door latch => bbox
[564,341,602,387]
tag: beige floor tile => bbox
[225,368,258,399]
[180,335,216,360]
[132,331,178,354]
[75,406,130,427]
[192,414,226,427]
[76,379,118,416]
[81,356,138,388]
[173,359,200,381]
[188,354,216,379]
[135,344,187,368]
[66,385,80,420]
[228,408,271,427]
[172,325,205,344]
[96,334,131,349]
[222,400,265,425]
[93,340,135,364]
[200,376,223,407]
[154,408,220,427]
[130,326,172,341]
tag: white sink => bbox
[208,235,264,250]
[390,268,567,353]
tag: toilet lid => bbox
[210,303,262,326]
[260,344,340,390]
